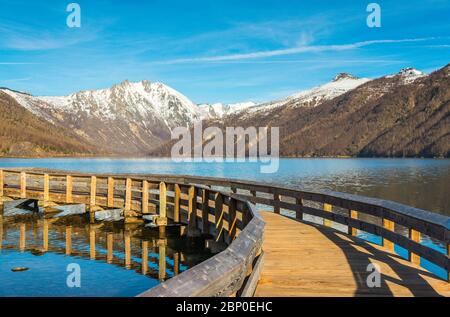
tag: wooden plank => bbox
[383,219,395,252]
[43,174,50,205]
[90,176,97,207]
[20,172,26,198]
[107,177,114,207]
[255,212,450,297]
[66,175,73,203]
[323,203,332,227]
[349,210,358,236]
[142,180,149,214]
[409,229,421,265]
[125,178,132,211]
[173,184,181,222]
[159,182,167,218]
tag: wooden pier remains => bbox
[0,168,448,297]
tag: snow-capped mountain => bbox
[198,102,257,119]
[236,73,371,117]
[1,80,203,155]
[385,67,427,84]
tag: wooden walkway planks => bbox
[255,211,449,297]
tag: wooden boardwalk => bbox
[255,212,449,297]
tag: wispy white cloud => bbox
[156,38,434,64]
[0,77,32,83]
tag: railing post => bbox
[173,184,181,222]
[107,177,114,207]
[215,193,224,241]
[66,175,73,204]
[20,171,26,198]
[43,174,50,206]
[201,188,210,234]
[90,176,96,208]
[228,198,237,242]
[383,219,395,252]
[409,228,421,265]
[125,178,132,211]
[187,186,197,234]
[142,180,149,214]
[159,182,167,219]
[323,203,332,227]
[296,198,303,220]
[348,210,358,236]
[274,193,280,214]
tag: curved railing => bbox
[0,168,448,295]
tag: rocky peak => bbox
[332,73,358,82]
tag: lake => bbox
[0,157,448,215]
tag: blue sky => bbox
[0,0,449,103]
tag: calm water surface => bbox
[0,158,448,214]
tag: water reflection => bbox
[0,212,212,296]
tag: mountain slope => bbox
[0,91,99,157]
[1,80,202,155]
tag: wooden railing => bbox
[1,168,449,286]
[0,168,265,296]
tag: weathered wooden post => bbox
[66,175,73,204]
[124,231,131,268]
[173,184,181,222]
[43,174,50,207]
[409,228,421,265]
[349,210,358,236]
[0,215,3,251]
[158,238,167,281]
[0,169,4,204]
[173,252,180,276]
[215,193,224,241]
[20,171,26,199]
[201,188,210,234]
[323,203,332,227]
[125,178,132,211]
[19,223,26,251]
[187,186,198,236]
[158,182,168,232]
[383,219,395,252]
[90,176,97,209]
[107,177,114,207]
[43,219,49,251]
[89,226,96,260]
[274,193,280,214]
[142,180,149,214]
[296,198,303,220]
[228,197,237,242]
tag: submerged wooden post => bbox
[66,226,72,255]
[107,233,113,263]
[107,177,114,207]
[43,174,50,206]
[383,219,395,252]
[274,193,280,214]
[323,203,332,227]
[19,223,26,251]
[409,228,421,265]
[173,252,180,276]
[142,240,148,275]
[124,231,131,269]
[173,184,181,222]
[0,215,3,251]
[20,172,26,198]
[201,188,210,234]
[349,210,358,236]
[296,198,303,220]
[90,176,97,208]
[215,193,224,241]
[125,178,132,211]
[142,180,149,214]
[66,175,73,204]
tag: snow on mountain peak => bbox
[385,67,427,84]
[198,101,257,119]
[332,73,358,82]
